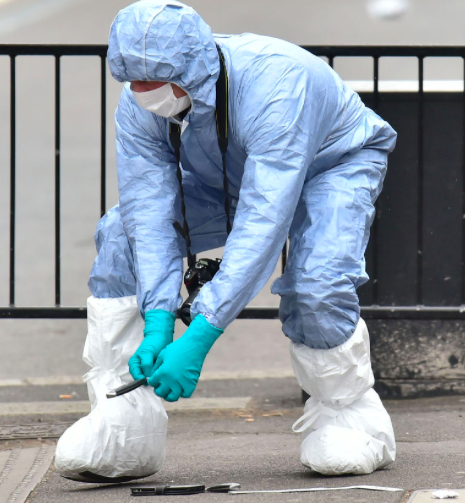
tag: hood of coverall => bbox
[108,0,220,122]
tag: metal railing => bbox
[1,44,465,320]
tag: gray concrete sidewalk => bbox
[0,379,464,503]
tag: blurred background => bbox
[0,0,462,379]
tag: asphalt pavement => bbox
[1,382,465,503]
[0,1,465,502]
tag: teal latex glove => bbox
[128,309,176,381]
[148,314,223,402]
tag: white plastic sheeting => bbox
[290,318,396,475]
[55,296,167,479]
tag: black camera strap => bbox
[170,44,230,267]
[215,46,232,235]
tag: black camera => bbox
[179,258,222,326]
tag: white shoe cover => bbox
[55,296,168,480]
[290,318,396,475]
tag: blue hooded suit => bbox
[89,0,397,349]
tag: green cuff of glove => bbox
[183,314,224,352]
[128,309,176,381]
[144,309,176,342]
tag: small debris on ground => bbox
[432,489,460,499]
[59,395,72,399]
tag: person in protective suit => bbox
[89,0,397,476]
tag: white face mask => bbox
[132,83,191,118]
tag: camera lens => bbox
[179,258,222,326]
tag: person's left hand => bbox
[148,315,223,402]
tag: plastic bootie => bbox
[55,296,168,481]
[289,318,396,476]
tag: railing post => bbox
[373,55,380,113]
[55,55,61,307]
[100,55,107,218]
[9,54,16,307]
[417,55,425,306]
[372,55,380,305]
[462,57,465,305]
[281,241,288,275]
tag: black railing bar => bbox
[328,56,334,69]
[55,55,61,306]
[281,241,288,274]
[0,45,108,56]
[372,56,380,305]
[3,45,465,58]
[100,55,107,217]
[0,307,87,319]
[1,306,465,320]
[362,307,465,320]
[238,306,465,320]
[362,305,465,312]
[417,56,424,305]
[9,55,16,307]
[302,46,465,57]
[236,308,276,319]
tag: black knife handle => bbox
[131,485,206,496]
[114,378,148,397]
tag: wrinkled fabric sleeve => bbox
[191,60,330,328]
[115,85,183,317]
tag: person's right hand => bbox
[128,310,176,380]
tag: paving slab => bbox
[0,446,55,503]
